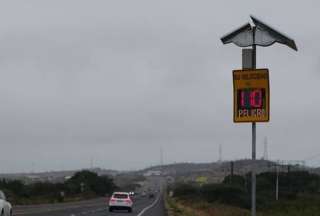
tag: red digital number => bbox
[239,89,263,108]
[240,91,247,107]
[250,89,262,108]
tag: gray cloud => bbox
[0,0,320,172]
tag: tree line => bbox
[0,170,117,204]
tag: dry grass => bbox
[166,197,250,216]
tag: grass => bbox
[166,194,320,216]
[258,194,320,216]
[166,196,250,216]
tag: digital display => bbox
[237,88,266,109]
[233,69,269,122]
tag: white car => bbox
[0,191,12,216]
[108,192,133,213]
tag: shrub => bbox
[201,184,249,208]
[173,183,199,198]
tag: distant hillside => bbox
[141,159,312,183]
[143,159,276,175]
[0,167,118,183]
[1,159,316,184]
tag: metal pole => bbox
[242,39,257,216]
[276,165,279,201]
[252,122,256,216]
[251,28,257,216]
[231,161,234,183]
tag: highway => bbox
[13,177,166,216]
[13,195,165,216]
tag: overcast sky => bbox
[0,0,319,173]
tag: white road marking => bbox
[137,194,161,216]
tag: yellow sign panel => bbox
[233,69,270,123]
[196,176,208,185]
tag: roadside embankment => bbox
[165,195,250,216]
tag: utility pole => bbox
[263,137,268,160]
[242,44,257,216]
[221,15,297,216]
[276,164,279,201]
[230,161,234,183]
[160,146,164,176]
[160,146,164,167]
[251,38,257,216]
[219,144,222,163]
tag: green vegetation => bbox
[166,196,250,216]
[169,171,320,215]
[0,170,116,205]
[65,170,116,196]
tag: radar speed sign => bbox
[233,69,270,122]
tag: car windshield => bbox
[113,194,128,199]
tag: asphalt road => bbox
[13,177,166,216]
[13,194,165,216]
